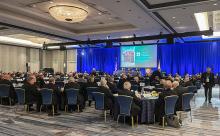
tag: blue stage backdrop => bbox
[77,41,220,75]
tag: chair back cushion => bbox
[40,88,53,105]
[66,88,79,105]
[86,87,98,101]
[0,84,10,97]
[165,95,179,115]
[182,93,194,111]
[92,92,104,110]
[117,95,133,116]
[15,88,25,104]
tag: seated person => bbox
[107,77,118,94]
[22,75,41,111]
[98,79,114,110]
[131,76,141,92]
[36,73,45,88]
[64,77,85,112]
[84,77,98,106]
[0,74,16,104]
[155,80,177,124]
[117,73,127,90]
[151,76,161,86]
[43,77,60,116]
[118,81,141,117]
[182,76,193,87]
[172,81,188,111]
[77,74,87,83]
[86,77,98,87]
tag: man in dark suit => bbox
[117,73,127,90]
[107,77,118,94]
[118,81,141,117]
[172,81,188,111]
[202,67,215,103]
[131,76,141,92]
[64,77,85,112]
[0,74,16,104]
[43,77,60,115]
[155,80,177,124]
[98,79,114,110]
[36,73,45,88]
[22,75,41,111]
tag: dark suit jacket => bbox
[98,86,114,109]
[0,79,16,100]
[182,81,193,87]
[201,72,215,87]
[22,82,38,104]
[118,89,141,107]
[155,89,177,122]
[173,86,188,111]
[107,82,118,94]
[117,78,127,90]
[64,82,83,95]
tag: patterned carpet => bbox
[1,87,220,136]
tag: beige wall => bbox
[0,44,26,72]
[67,50,77,73]
[42,49,77,73]
[0,44,77,73]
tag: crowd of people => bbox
[0,67,216,125]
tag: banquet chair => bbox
[15,88,27,112]
[40,88,54,116]
[117,95,137,128]
[92,92,109,122]
[163,95,179,128]
[65,88,79,112]
[0,84,11,105]
[181,93,194,122]
[86,87,99,106]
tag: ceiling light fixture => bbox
[194,12,209,31]
[49,5,88,23]
[213,3,218,6]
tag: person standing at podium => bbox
[202,67,215,103]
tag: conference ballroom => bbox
[1,0,220,136]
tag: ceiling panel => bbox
[158,1,220,33]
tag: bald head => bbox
[123,81,131,90]
[172,81,179,88]
[100,79,107,86]
[165,80,172,89]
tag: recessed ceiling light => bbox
[172,17,176,19]
[213,3,218,6]
[50,1,53,4]
[98,12,102,15]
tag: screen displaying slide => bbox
[120,45,157,68]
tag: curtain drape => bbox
[77,41,220,75]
